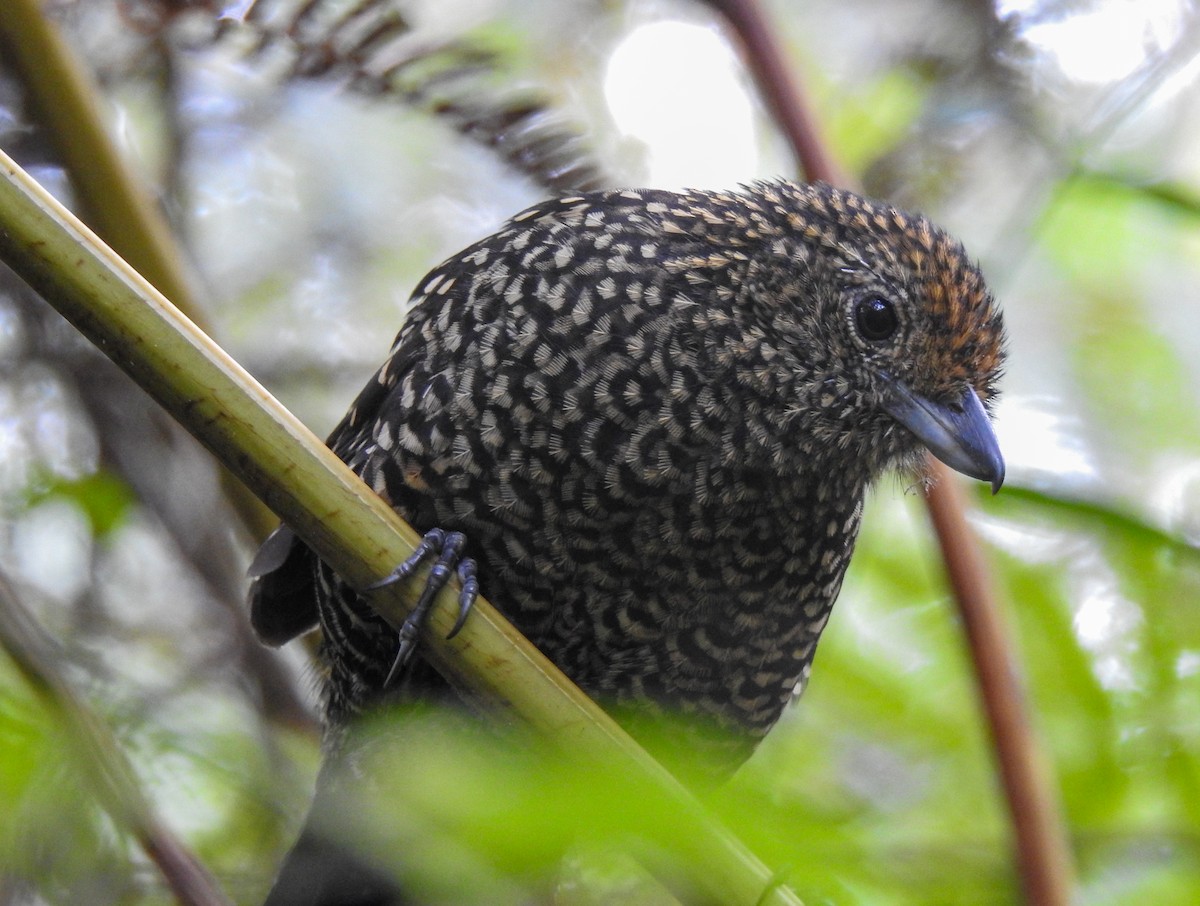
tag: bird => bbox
[249,179,1006,903]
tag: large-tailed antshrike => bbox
[250,180,1006,903]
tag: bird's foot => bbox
[366,528,478,688]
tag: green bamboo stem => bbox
[0,0,277,540]
[0,0,196,308]
[0,147,803,906]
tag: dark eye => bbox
[854,296,899,341]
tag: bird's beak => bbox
[882,381,1005,493]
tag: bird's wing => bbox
[247,524,319,646]
[246,362,398,647]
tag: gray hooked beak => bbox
[883,381,1005,493]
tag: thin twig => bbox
[0,572,232,906]
[710,1,1075,903]
[707,0,846,187]
[925,470,1076,905]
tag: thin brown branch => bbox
[925,468,1076,905]
[709,1,1075,904]
[708,0,846,187]
[0,572,232,906]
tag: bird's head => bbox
[715,181,1006,490]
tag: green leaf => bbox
[29,471,135,538]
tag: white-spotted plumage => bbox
[250,179,1005,775]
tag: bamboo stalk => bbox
[0,146,803,906]
[0,0,277,541]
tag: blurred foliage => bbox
[24,471,136,538]
[0,0,1199,904]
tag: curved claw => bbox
[446,558,478,640]
[372,529,477,689]
[384,630,419,688]
[365,528,446,592]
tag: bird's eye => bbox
[854,296,899,342]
